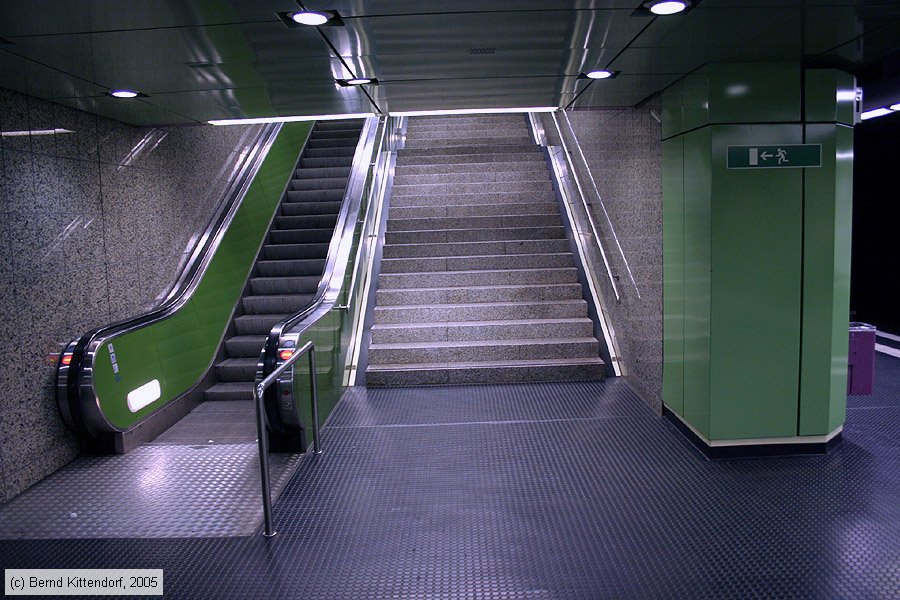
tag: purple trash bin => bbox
[847,322,876,395]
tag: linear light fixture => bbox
[389,107,558,117]
[336,77,379,87]
[209,113,376,126]
[860,107,893,121]
[1,128,74,137]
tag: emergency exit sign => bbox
[727,144,821,169]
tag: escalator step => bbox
[215,358,259,382]
[256,258,326,276]
[205,382,254,402]
[295,167,352,179]
[299,157,354,169]
[250,275,320,295]
[306,138,362,149]
[234,314,290,336]
[286,188,346,200]
[225,335,267,357]
[281,201,342,216]
[289,176,350,191]
[269,228,334,244]
[262,243,330,260]
[243,293,317,314]
[304,147,356,159]
[275,214,339,229]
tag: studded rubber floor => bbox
[1,355,898,599]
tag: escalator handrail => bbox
[258,116,389,423]
[57,123,283,437]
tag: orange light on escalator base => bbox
[279,349,294,361]
[61,354,73,366]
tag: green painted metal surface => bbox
[681,127,712,438]
[92,122,314,430]
[799,124,853,435]
[726,144,821,169]
[662,137,685,416]
[709,124,803,440]
[660,63,853,443]
[805,70,858,126]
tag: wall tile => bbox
[1,149,36,213]
[0,88,32,153]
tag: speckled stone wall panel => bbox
[0,86,261,503]
[565,107,663,412]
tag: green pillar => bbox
[662,63,855,448]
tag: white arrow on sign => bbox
[759,151,773,161]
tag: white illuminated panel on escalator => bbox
[127,379,161,412]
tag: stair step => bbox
[389,191,556,207]
[396,152,545,167]
[373,299,588,324]
[205,382,255,402]
[405,122,529,134]
[376,283,583,306]
[382,238,570,259]
[371,318,595,344]
[392,180,552,196]
[407,128,531,140]
[368,337,599,364]
[366,357,605,386]
[250,275,320,295]
[388,214,561,232]
[393,171,549,186]
[389,202,560,220]
[243,294,315,315]
[379,252,575,273]
[385,226,565,246]
[378,267,578,289]
[404,136,533,149]
[398,145,542,159]
[225,335,267,357]
[406,115,526,127]
[215,358,259,382]
[395,161,548,177]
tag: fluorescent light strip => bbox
[127,379,161,413]
[389,106,557,117]
[891,103,900,111]
[860,107,893,121]
[209,113,375,126]
[1,128,74,137]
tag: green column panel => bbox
[805,70,857,126]
[709,124,803,440]
[682,128,712,438]
[799,124,853,435]
[662,137,685,416]
[707,63,800,124]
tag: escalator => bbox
[56,117,385,453]
[206,120,364,402]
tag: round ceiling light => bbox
[290,11,329,26]
[345,78,373,85]
[109,90,139,98]
[645,1,689,15]
[585,70,614,80]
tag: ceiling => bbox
[1,0,899,126]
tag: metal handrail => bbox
[253,340,320,538]
[549,112,621,302]
[561,111,641,299]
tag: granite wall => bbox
[562,107,663,411]
[0,87,260,503]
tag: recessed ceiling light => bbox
[644,1,690,15]
[290,11,329,26]
[336,77,379,87]
[585,70,615,80]
[109,90,139,98]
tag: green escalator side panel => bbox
[92,122,314,430]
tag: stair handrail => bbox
[560,111,641,299]
[57,123,282,438]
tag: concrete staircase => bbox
[365,114,605,386]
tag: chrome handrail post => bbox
[253,381,276,538]
[309,348,321,455]
[253,340,320,536]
